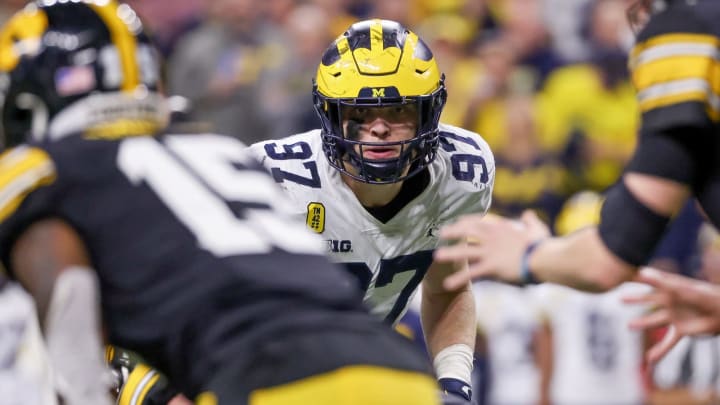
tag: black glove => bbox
[106,346,179,405]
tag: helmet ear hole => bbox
[1,107,30,149]
[1,68,42,148]
[15,92,49,142]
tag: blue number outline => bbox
[342,250,434,323]
[439,131,489,184]
[264,141,321,188]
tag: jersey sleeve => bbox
[630,4,720,132]
[245,140,270,166]
[246,132,324,189]
[0,146,59,273]
[437,126,496,222]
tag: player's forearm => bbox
[529,228,636,292]
[45,268,113,405]
[11,219,92,322]
[422,258,476,356]
[421,282,476,386]
[535,323,553,405]
[421,285,476,355]
[11,220,112,404]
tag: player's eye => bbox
[347,107,368,120]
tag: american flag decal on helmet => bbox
[55,65,96,96]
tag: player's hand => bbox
[624,267,720,364]
[435,210,550,290]
[438,378,472,404]
[168,394,193,405]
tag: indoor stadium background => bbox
[2,0,716,403]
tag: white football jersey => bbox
[534,282,650,405]
[473,281,544,405]
[248,123,495,323]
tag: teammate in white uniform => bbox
[529,191,649,405]
[536,282,649,405]
[248,19,495,403]
[473,281,548,405]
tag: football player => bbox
[433,0,720,363]
[533,192,650,405]
[472,280,549,405]
[0,2,442,404]
[535,282,650,405]
[247,19,496,403]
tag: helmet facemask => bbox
[314,81,445,184]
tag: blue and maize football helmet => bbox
[313,19,447,184]
[0,0,166,149]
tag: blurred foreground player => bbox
[0,1,440,404]
[434,0,720,363]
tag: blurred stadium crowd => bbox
[2,0,718,404]
[1,0,650,232]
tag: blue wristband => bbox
[519,240,542,285]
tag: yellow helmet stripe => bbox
[336,36,352,64]
[117,363,160,405]
[0,147,56,223]
[105,345,115,363]
[88,2,140,92]
[0,6,48,71]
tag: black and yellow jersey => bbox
[630,0,720,133]
[0,132,407,397]
[627,0,720,228]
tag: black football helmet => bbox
[0,0,167,149]
[313,19,447,184]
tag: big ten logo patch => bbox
[306,202,325,233]
[327,239,352,253]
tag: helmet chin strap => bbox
[359,158,403,183]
